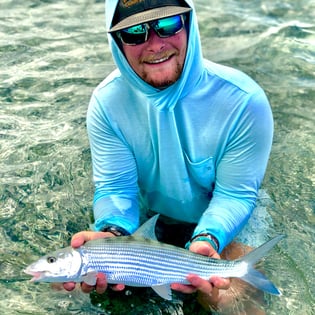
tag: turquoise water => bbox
[0,0,314,314]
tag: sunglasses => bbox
[116,14,186,46]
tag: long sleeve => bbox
[87,92,140,233]
[193,89,273,252]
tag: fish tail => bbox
[239,235,285,295]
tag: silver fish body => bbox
[24,215,284,300]
[78,237,244,286]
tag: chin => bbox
[140,62,183,88]
[152,80,176,89]
[146,73,181,88]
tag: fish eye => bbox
[47,256,57,264]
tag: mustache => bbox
[140,51,177,63]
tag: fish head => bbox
[24,247,82,283]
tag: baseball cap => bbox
[109,0,192,33]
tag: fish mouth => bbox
[24,268,44,282]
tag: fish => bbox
[24,215,284,300]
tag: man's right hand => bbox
[62,231,125,294]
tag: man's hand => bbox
[62,231,125,294]
[171,241,230,309]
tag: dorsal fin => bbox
[133,215,159,241]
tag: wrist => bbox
[185,233,219,252]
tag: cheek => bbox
[123,46,142,65]
[172,31,187,59]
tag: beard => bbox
[140,60,184,89]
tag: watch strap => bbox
[185,233,219,252]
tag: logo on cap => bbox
[122,0,144,8]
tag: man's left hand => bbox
[171,241,230,308]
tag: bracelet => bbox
[185,233,219,252]
[102,225,130,236]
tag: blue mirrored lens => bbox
[152,15,183,37]
[118,15,185,45]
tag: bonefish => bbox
[24,215,284,300]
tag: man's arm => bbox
[87,92,140,234]
[194,89,273,252]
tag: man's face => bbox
[122,27,187,88]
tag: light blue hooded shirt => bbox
[87,0,273,252]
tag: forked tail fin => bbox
[239,235,285,295]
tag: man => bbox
[64,0,273,312]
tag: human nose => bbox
[145,29,165,51]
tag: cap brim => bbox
[109,6,192,33]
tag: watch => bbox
[102,225,129,236]
[186,233,219,252]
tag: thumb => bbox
[71,233,86,248]
[189,241,220,259]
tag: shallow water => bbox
[0,0,314,314]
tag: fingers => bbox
[172,279,227,314]
[80,272,107,294]
[110,283,126,291]
[171,274,216,295]
[195,277,231,310]
[210,276,230,290]
[172,274,230,300]
[95,273,108,294]
[63,273,125,295]
[186,274,214,293]
[63,281,76,291]
[172,275,223,311]
[185,274,230,291]
[171,283,197,294]
[71,231,110,248]
[93,274,125,294]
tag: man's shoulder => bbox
[95,68,123,93]
[89,68,140,116]
[203,59,262,94]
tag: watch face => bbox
[103,225,128,236]
[109,227,122,236]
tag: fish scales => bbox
[79,237,243,286]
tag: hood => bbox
[105,0,204,111]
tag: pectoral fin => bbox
[81,271,98,286]
[151,284,173,300]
